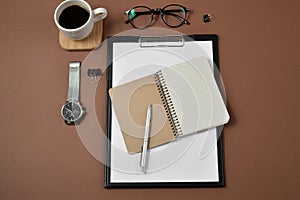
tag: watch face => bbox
[61,101,83,123]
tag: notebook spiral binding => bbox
[154,70,183,138]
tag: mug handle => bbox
[93,8,108,22]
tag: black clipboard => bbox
[105,34,225,188]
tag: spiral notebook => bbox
[109,57,230,154]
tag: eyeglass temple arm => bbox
[163,8,190,13]
[163,12,190,25]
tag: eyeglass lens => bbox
[161,5,187,27]
[127,6,153,29]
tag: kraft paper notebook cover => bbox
[109,75,175,153]
[109,57,230,154]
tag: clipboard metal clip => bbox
[139,35,185,48]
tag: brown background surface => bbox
[0,0,299,199]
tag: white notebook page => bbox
[160,57,229,136]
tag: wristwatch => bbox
[61,61,84,125]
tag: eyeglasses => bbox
[125,4,191,29]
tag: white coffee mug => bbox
[54,0,107,40]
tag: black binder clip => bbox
[87,68,102,83]
[203,14,212,23]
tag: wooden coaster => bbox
[59,20,103,51]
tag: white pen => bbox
[140,104,152,173]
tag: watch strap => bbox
[67,61,81,101]
[65,119,75,125]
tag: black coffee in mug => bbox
[59,5,90,29]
